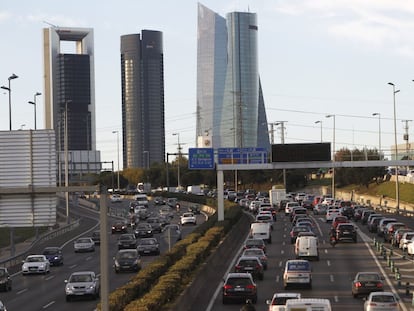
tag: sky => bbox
[1,0,414,171]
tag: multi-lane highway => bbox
[206,208,414,311]
[1,198,205,311]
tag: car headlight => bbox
[39,264,45,268]
[87,284,96,290]
[114,260,120,267]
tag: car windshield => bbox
[272,297,297,305]
[118,251,137,259]
[27,256,44,262]
[70,274,93,282]
[371,294,396,303]
[77,238,91,243]
[0,270,5,277]
[244,249,263,256]
[120,235,134,241]
[287,261,310,271]
[141,239,156,245]
[246,239,263,246]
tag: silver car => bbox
[65,271,100,301]
[21,255,50,275]
[74,237,95,253]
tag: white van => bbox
[285,298,331,311]
[295,236,319,261]
[250,222,272,243]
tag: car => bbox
[285,202,300,216]
[73,237,95,252]
[0,267,12,292]
[146,216,163,233]
[111,193,122,203]
[266,292,301,311]
[332,215,349,229]
[241,248,268,270]
[21,255,50,275]
[137,237,160,256]
[222,272,257,304]
[153,196,166,205]
[283,259,312,289]
[42,246,64,266]
[336,223,357,243]
[377,218,397,237]
[363,291,400,311]
[325,207,341,222]
[361,210,377,225]
[290,226,312,244]
[91,230,101,245]
[367,216,384,233]
[162,224,182,242]
[180,212,197,225]
[351,272,384,298]
[234,256,264,280]
[111,221,128,234]
[117,233,137,249]
[113,249,141,273]
[243,238,267,253]
[188,204,201,214]
[340,205,355,219]
[166,197,178,207]
[65,271,100,301]
[392,228,412,247]
[134,223,153,238]
[159,206,174,219]
[383,222,406,243]
[255,213,274,230]
[399,231,414,250]
[313,204,328,215]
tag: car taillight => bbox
[246,284,255,289]
[223,284,233,290]
[376,282,383,288]
[235,265,241,270]
[355,282,362,287]
[368,303,377,306]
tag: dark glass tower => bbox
[121,30,165,169]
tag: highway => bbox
[206,209,414,311]
[1,198,205,311]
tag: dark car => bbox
[42,246,64,266]
[301,200,313,210]
[113,249,141,273]
[134,223,153,238]
[137,237,160,256]
[336,223,357,243]
[241,248,268,270]
[243,238,266,253]
[234,256,264,280]
[340,206,355,219]
[111,221,128,234]
[222,272,257,304]
[352,272,384,297]
[153,196,166,205]
[91,231,101,245]
[117,234,137,249]
[367,216,384,233]
[146,217,163,233]
[383,222,407,243]
[188,204,201,214]
[290,226,312,244]
[0,267,12,292]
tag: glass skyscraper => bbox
[196,4,270,150]
[121,30,165,169]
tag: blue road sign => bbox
[218,147,267,164]
[188,148,215,169]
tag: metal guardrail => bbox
[0,219,80,269]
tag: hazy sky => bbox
[1,0,414,170]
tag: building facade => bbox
[43,27,101,177]
[121,30,165,169]
[196,4,270,150]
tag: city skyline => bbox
[1,1,414,171]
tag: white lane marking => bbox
[327,260,331,266]
[330,274,334,282]
[45,275,54,281]
[276,275,280,282]
[281,250,284,255]
[334,296,339,302]
[43,301,55,309]
[279,261,283,267]
[86,256,93,261]
[69,264,77,269]
[17,288,28,295]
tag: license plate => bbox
[234,287,245,291]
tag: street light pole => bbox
[388,82,400,213]
[1,73,18,131]
[112,131,120,190]
[28,92,41,130]
[172,133,181,189]
[372,112,381,159]
[326,114,336,198]
[65,100,72,224]
[315,120,322,142]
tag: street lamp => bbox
[326,114,336,198]
[64,100,72,224]
[28,92,41,130]
[315,120,322,142]
[172,133,181,189]
[388,82,400,213]
[372,112,381,159]
[1,73,18,130]
[112,130,120,190]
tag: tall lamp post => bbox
[315,120,323,142]
[388,82,400,213]
[65,100,72,224]
[1,73,19,130]
[172,133,181,189]
[326,114,336,198]
[28,92,41,130]
[372,112,381,159]
[112,130,120,190]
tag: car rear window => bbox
[358,274,380,281]
[287,261,310,271]
[226,277,251,286]
[371,295,396,303]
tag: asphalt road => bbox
[1,198,205,311]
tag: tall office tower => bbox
[121,30,165,169]
[196,4,270,150]
[43,27,101,178]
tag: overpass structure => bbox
[215,159,414,221]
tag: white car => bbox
[22,255,50,275]
[111,194,122,203]
[266,292,301,311]
[74,237,95,253]
[399,232,414,250]
[364,291,400,311]
[325,207,340,222]
[180,212,196,225]
[65,271,100,301]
